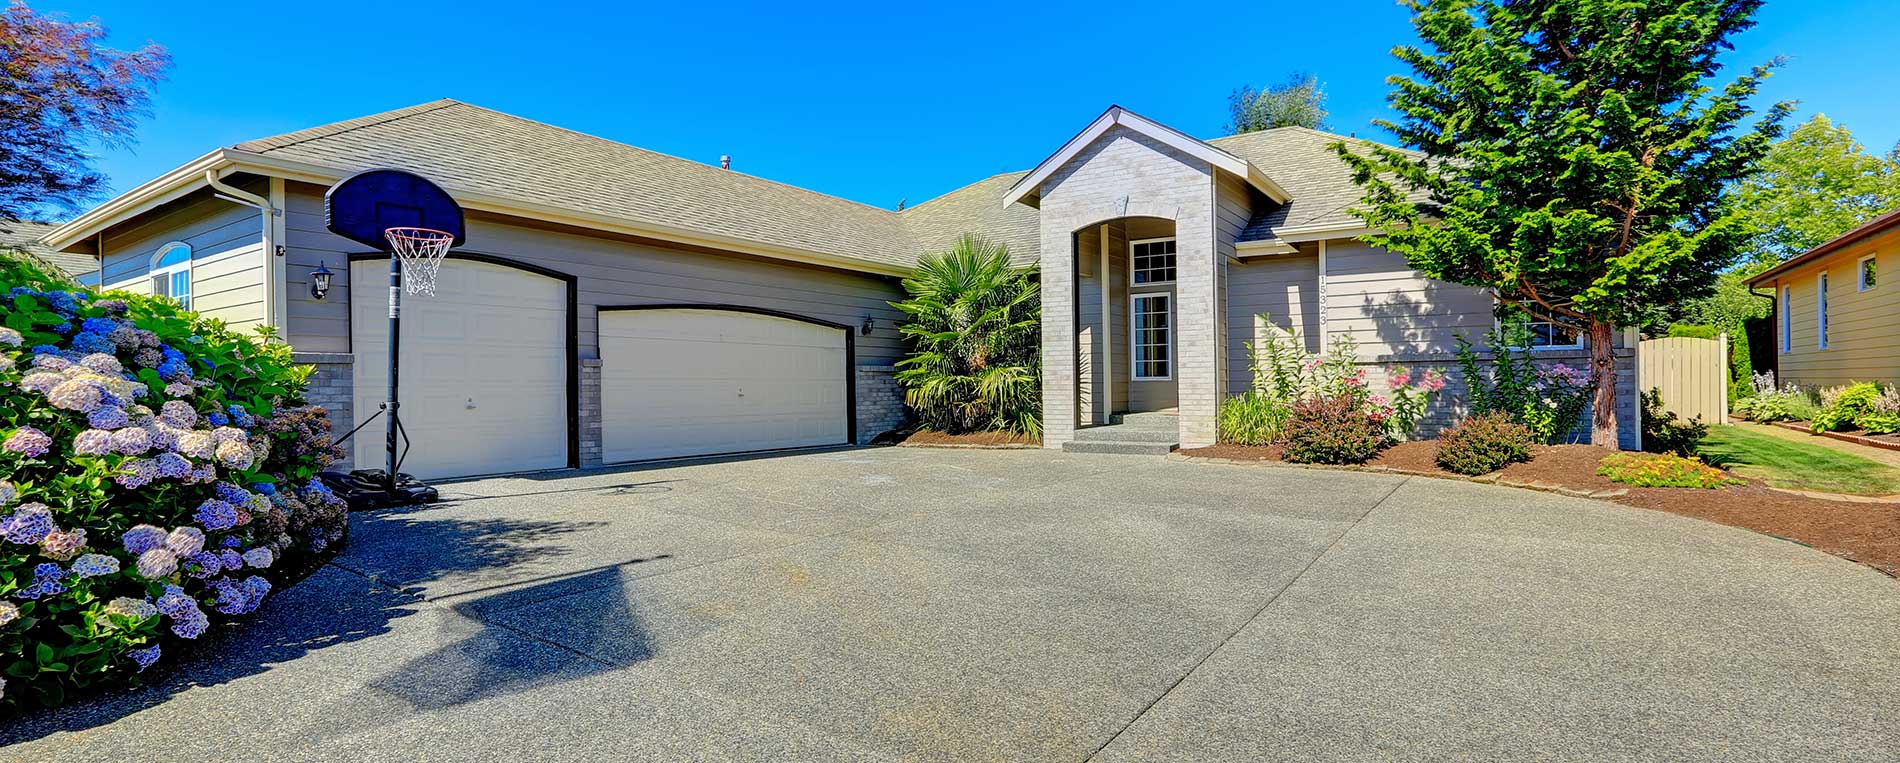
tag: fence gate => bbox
[1638,335,1730,425]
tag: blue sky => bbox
[39,0,1900,220]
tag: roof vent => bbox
[719,155,731,170]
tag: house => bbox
[35,100,1638,480]
[1746,207,1900,388]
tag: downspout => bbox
[203,170,284,335]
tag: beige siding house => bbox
[1747,208,1900,387]
[35,99,1636,478]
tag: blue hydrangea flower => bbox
[136,548,178,579]
[2,504,54,544]
[171,609,209,639]
[104,597,157,620]
[194,500,240,531]
[214,482,250,504]
[156,358,191,381]
[128,645,161,671]
[251,482,278,496]
[155,589,196,619]
[94,298,129,316]
[7,286,33,298]
[121,524,169,555]
[206,411,230,427]
[154,452,192,479]
[30,343,59,355]
[227,404,255,428]
[3,426,51,457]
[49,321,71,335]
[242,547,274,569]
[218,549,243,569]
[80,317,119,335]
[14,563,68,600]
[165,526,205,557]
[186,550,223,578]
[72,553,121,578]
[69,332,113,355]
[88,406,130,430]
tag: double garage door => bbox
[352,259,850,479]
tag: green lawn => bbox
[1697,425,1900,496]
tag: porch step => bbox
[1072,425,1179,444]
[1109,411,1180,428]
[1061,439,1180,456]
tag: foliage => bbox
[1434,411,1534,475]
[1216,391,1285,447]
[1640,388,1709,457]
[1225,319,1444,444]
[890,235,1041,437]
[0,253,347,710]
[1810,382,1900,435]
[1225,71,1329,134]
[1733,114,1900,271]
[1282,394,1389,465]
[1454,327,1594,444]
[1664,323,1719,339]
[1334,0,1790,446]
[1698,425,1900,496]
[1597,452,1740,489]
[0,2,171,222]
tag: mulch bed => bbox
[1182,440,1900,578]
[899,430,1040,448]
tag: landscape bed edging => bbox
[1773,421,1900,452]
[1168,453,1634,500]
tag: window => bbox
[149,242,192,309]
[1131,292,1172,380]
[1818,271,1829,350]
[1498,318,1584,349]
[1860,254,1877,291]
[1130,238,1176,285]
[1781,285,1792,352]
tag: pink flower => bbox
[1388,371,1411,389]
[1426,377,1446,392]
[1368,394,1389,407]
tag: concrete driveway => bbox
[7,448,1899,761]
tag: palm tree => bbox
[890,235,1041,437]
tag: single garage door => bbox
[352,258,569,479]
[599,307,849,463]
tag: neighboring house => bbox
[2,220,101,286]
[36,100,1637,480]
[1746,207,1900,388]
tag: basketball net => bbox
[385,227,454,296]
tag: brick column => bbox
[1040,227,1079,446]
[579,358,603,467]
[855,364,908,444]
[292,352,355,470]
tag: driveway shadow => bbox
[0,508,633,745]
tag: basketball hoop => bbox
[385,227,454,296]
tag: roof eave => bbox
[41,149,237,251]
[1745,208,1900,287]
[1001,106,1291,210]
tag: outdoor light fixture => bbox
[861,316,875,335]
[310,261,334,301]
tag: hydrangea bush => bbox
[0,255,347,710]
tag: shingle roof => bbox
[1207,126,1413,240]
[225,101,1407,273]
[900,171,1040,267]
[0,220,98,280]
[236,100,918,270]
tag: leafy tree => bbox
[1334,0,1789,446]
[0,1,169,223]
[1225,71,1329,134]
[1732,114,1900,270]
[890,235,1041,437]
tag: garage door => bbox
[352,258,569,479]
[599,307,849,463]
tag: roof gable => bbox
[1001,106,1289,209]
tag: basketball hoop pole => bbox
[384,253,403,498]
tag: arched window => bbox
[150,242,192,309]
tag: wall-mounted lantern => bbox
[861,316,875,336]
[310,261,334,301]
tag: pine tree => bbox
[1334,0,1789,446]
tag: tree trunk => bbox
[1589,319,1621,448]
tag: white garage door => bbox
[352,258,568,479]
[599,308,848,463]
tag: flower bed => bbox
[1180,440,1900,578]
[1,256,347,710]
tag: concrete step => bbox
[1061,440,1179,456]
[1110,412,1180,428]
[1073,425,1180,443]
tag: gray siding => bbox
[1226,253,1321,394]
[98,182,267,329]
[280,184,908,363]
[1323,239,1494,360]
[1213,171,1255,401]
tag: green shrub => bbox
[1,253,348,710]
[1454,326,1594,444]
[1216,391,1288,446]
[891,235,1040,437]
[1664,323,1720,339]
[1283,394,1389,465]
[1597,452,1741,489]
[1732,394,1795,423]
[1640,388,1709,457]
[1811,382,1882,433]
[1434,411,1535,475]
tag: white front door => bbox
[351,258,568,479]
[598,308,849,463]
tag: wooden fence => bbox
[1638,335,1729,425]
